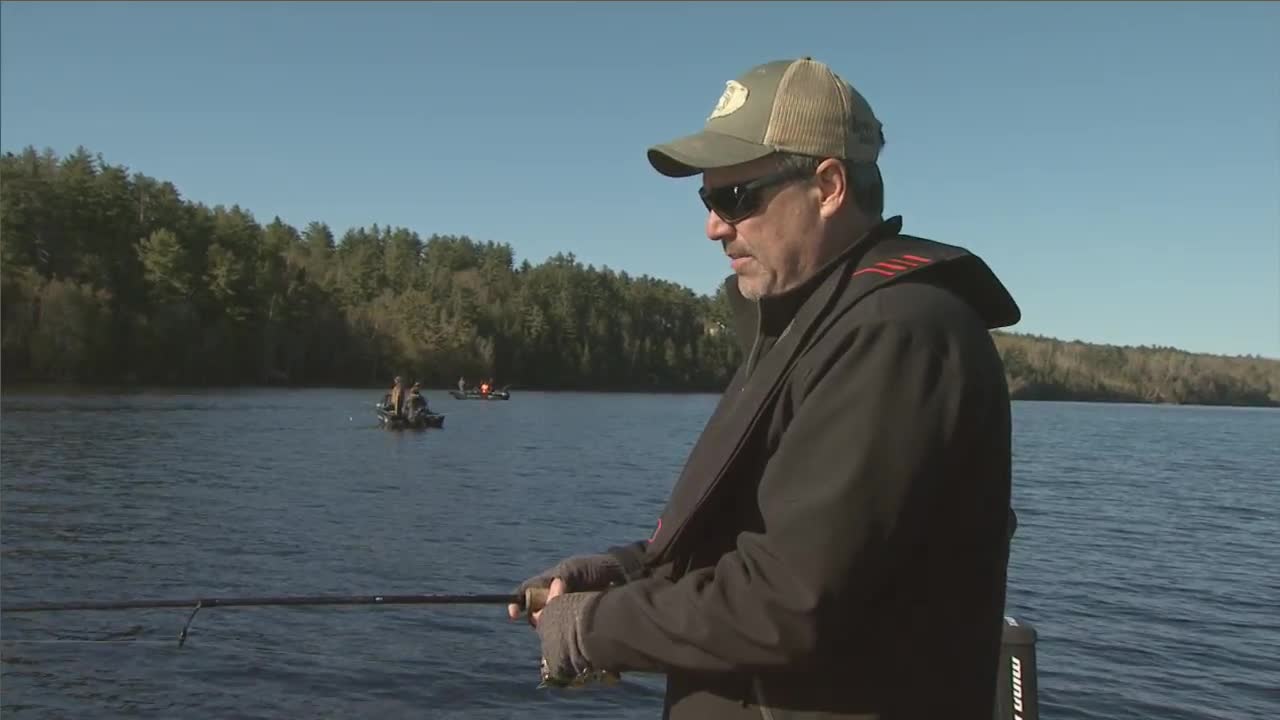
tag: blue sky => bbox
[2,1,1277,358]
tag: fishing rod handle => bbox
[523,586,550,613]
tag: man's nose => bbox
[706,209,734,242]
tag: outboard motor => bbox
[994,616,1040,720]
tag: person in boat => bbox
[458,376,467,393]
[405,382,429,421]
[509,57,1021,720]
[479,381,490,395]
[387,376,406,417]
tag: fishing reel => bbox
[538,662,621,690]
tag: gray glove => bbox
[516,553,626,599]
[536,591,606,688]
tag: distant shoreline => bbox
[2,146,1276,411]
[2,381,1277,409]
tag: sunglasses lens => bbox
[699,168,808,223]
[700,185,755,223]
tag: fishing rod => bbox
[2,588,549,648]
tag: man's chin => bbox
[736,276,766,301]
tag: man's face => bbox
[701,156,823,301]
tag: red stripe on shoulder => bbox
[852,267,896,278]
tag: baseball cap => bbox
[647,57,884,178]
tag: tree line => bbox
[2,146,1276,407]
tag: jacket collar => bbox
[723,216,904,356]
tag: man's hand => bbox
[533,578,606,687]
[507,553,624,622]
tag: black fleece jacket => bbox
[580,216,1021,720]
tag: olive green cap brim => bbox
[647,130,777,178]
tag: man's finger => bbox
[532,577,565,628]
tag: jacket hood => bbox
[721,216,1020,353]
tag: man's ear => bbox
[814,158,848,220]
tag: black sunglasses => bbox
[698,167,810,224]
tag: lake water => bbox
[1,390,1277,719]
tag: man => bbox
[387,375,405,417]
[405,382,429,421]
[511,57,1021,719]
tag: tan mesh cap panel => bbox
[764,58,883,163]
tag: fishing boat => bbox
[449,389,510,401]
[376,406,445,429]
[374,395,445,429]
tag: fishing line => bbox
[1,633,465,666]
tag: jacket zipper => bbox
[753,676,777,720]
[744,302,764,380]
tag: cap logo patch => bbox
[708,80,749,120]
